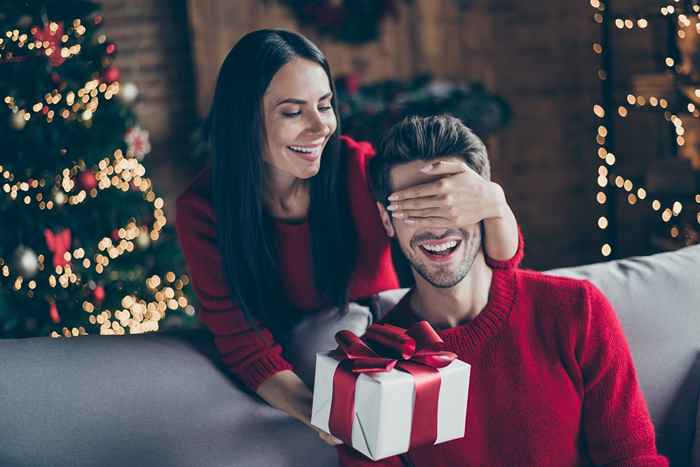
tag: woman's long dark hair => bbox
[207,29,356,335]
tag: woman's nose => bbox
[307,112,330,136]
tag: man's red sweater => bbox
[338,268,667,467]
[175,136,523,391]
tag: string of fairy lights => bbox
[590,0,700,258]
[1,18,194,337]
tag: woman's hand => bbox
[313,426,344,446]
[386,160,506,228]
[386,159,519,262]
[256,370,343,447]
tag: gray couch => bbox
[1,245,699,467]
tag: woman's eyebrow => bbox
[274,92,333,107]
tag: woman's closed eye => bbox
[282,105,333,118]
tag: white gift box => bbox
[310,352,471,461]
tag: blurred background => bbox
[2,0,699,338]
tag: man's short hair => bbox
[368,114,491,205]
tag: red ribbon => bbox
[328,321,457,451]
[44,228,71,268]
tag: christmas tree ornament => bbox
[49,301,60,323]
[93,285,105,305]
[53,190,66,205]
[136,231,151,249]
[14,246,39,278]
[44,228,72,267]
[79,170,97,190]
[105,42,117,55]
[103,66,120,83]
[125,126,151,160]
[31,21,65,67]
[119,82,139,103]
[10,111,26,130]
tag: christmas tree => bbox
[0,0,196,338]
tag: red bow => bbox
[44,228,71,268]
[329,321,457,450]
[32,22,65,67]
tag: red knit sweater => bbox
[175,136,523,391]
[338,269,667,467]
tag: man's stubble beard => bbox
[404,227,482,289]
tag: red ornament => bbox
[32,22,65,67]
[103,66,120,83]
[105,43,117,55]
[93,286,106,305]
[111,228,121,241]
[44,228,72,268]
[79,170,97,190]
[49,302,61,323]
[94,15,103,25]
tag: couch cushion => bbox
[548,244,700,466]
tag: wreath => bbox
[277,0,405,44]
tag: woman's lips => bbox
[288,145,322,161]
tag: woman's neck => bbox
[263,167,310,220]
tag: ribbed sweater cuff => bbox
[485,224,524,270]
[237,353,295,392]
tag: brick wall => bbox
[101,0,662,270]
[99,0,198,222]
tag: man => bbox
[338,115,667,466]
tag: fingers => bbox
[387,195,444,211]
[398,216,454,228]
[388,180,444,202]
[419,160,469,175]
[318,431,343,446]
[391,208,435,219]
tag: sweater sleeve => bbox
[175,191,293,391]
[484,223,524,270]
[577,282,668,467]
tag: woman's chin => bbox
[297,162,321,179]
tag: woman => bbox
[175,29,522,448]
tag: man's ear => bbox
[376,202,395,238]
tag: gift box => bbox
[310,321,471,461]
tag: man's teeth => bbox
[289,145,320,154]
[422,240,458,252]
